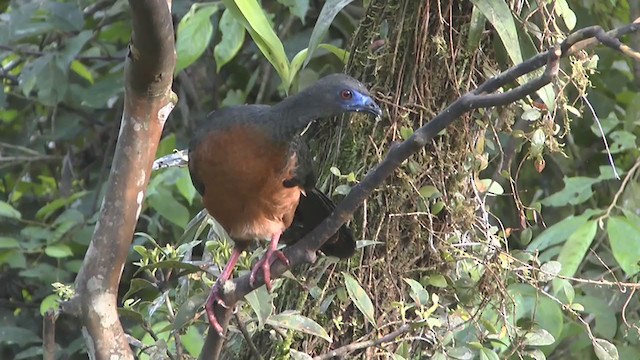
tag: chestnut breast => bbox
[189,125,302,242]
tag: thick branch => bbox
[198,20,640,359]
[65,1,176,359]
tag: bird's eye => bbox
[339,89,353,100]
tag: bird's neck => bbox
[267,93,328,141]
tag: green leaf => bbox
[245,285,273,329]
[540,176,600,207]
[45,2,84,32]
[148,193,190,229]
[404,278,429,306]
[172,291,208,329]
[426,274,448,288]
[267,311,332,342]
[0,237,20,249]
[0,200,21,220]
[58,30,93,67]
[289,48,309,86]
[135,260,204,277]
[575,295,617,338]
[70,60,94,84]
[553,220,597,290]
[182,326,204,358]
[304,0,354,68]
[608,130,637,154]
[123,278,159,300]
[175,3,219,73]
[343,273,376,327]
[176,169,197,205]
[466,5,485,53]
[470,0,522,65]
[448,347,473,359]
[527,212,596,251]
[214,9,246,72]
[0,327,41,346]
[290,349,313,360]
[477,179,504,195]
[554,0,577,30]
[40,56,70,105]
[222,0,291,88]
[522,108,541,121]
[479,348,500,360]
[20,55,51,97]
[318,44,349,63]
[277,0,309,23]
[524,328,555,346]
[35,191,88,221]
[15,346,43,359]
[593,338,619,360]
[419,185,440,199]
[40,294,60,316]
[45,244,73,258]
[608,216,640,276]
[508,284,564,340]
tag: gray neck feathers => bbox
[264,90,334,142]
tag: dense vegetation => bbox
[1,0,639,359]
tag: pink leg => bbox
[205,246,243,336]
[249,232,290,291]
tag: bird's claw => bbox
[204,284,229,336]
[249,249,290,292]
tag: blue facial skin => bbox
[345,90,382,117]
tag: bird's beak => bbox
[361,98,382,117]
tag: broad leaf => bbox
[527,213,594,252]
[552,220,596,291]
[173,292,208,330]
[223,0,291,88]
[176,3,220,73]
[214,9,246,72]
[0,200,21,220]
[403,278,429,306]
[245,285,273,329]
[607,216,640,276]
[343,273,376,327]
[267,311,332,342]
[304,0,353,68]
[278,0,309,23]
[593,338,619,360]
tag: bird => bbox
[188,73,382,334]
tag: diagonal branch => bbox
[62,1,177,359]
[197,19,640,359]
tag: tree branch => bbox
[63,1,177,359]
[314,323,413,360]
[197,19,640,359]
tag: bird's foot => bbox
[204,283,230,336]
[249,248,290,291]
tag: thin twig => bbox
[599,155,640,221]
[582,95,620,179]
[234,313,265,360]
[314,323,412,360]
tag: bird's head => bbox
[301,74,382,118]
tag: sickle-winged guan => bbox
[188,73,382,334]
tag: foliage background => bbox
[1,0,639,359]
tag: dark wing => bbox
[281,137,355,258]
[282,188,356,258]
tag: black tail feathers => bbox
[282,188,355,258]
